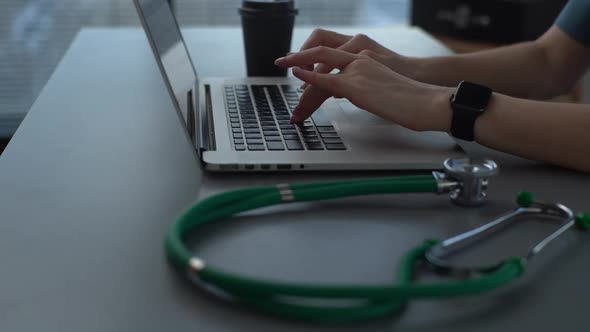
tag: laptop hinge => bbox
[198,84,216,153]
[186,90,196,142]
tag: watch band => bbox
[450,102,480,141]
[450,81,492,141]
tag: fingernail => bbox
[274,57,285,65]
[300,83,308,89]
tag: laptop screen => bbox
[134,0,198,127]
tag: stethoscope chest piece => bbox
[435,158,499,206]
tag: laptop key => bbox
[326,143,346,150]
[231,123,241,128]
[322,138,343,144]
[246,139,263,145]
[283,134,300,140]
[303,138,321,143]
[245,133,262,139]
[281,85,296,92]
[264,136,282,142]
[244,128,261,133]
[285,140,304,151]
[230,118,240,123]
[232,128,242,133]
[248,145,266,151]
[320,132,339,138]
[234,139,244,145]
[235,144,246,151]
[263,130,279,136]
[267,142,285,151]
[243,123,259,128]
[299,129,315,135]
[317,126,336,133]
[306,143,325,150]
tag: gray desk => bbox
[1,26,589,331]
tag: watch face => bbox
[453,81,492,110]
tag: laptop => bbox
[133,0,464,172]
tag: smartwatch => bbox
[450,81,492,141]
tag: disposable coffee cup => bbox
[239,0,298,76]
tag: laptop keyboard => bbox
[224,84,346,152]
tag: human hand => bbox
[283,29,415,124]
[275,47,452,133]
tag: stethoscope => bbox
[166,158,590,322]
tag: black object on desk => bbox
[411,0,567,44]
[239,0,298,76]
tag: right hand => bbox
[275,47,451,132]
[288,29,411,123]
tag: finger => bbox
[296,29,350,72]
[275,47,358,70]
[307,34,382,82]
[299,28,351,51]
[291,85,331,123]
[301,63,335,90]
[290,68,335,123]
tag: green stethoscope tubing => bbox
[165,175,533,322]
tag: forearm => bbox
[476,94,590,172]
[431,87,590,172]
[405,41,564,100]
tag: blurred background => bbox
[0,0,585,143]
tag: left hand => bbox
[275,46,452,132]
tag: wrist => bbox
[426,86,453,133]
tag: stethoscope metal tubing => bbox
[425,201,576,276]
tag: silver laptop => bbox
[133,0,464,172]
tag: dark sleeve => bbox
[555,0,590,47]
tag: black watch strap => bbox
[450,81,492,141]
